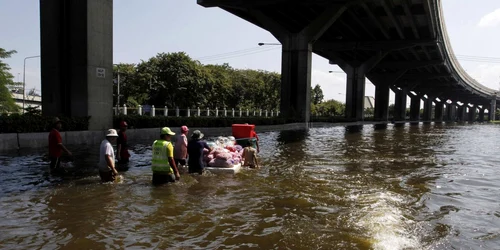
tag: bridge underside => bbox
[198,0,498,122]
[40,0,113,130]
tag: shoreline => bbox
[0,120,481,153]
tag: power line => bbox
[195,47,270,60]
[199,47,281,62]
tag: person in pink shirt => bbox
[174,126,189,170]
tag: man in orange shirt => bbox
[48,117,72,171]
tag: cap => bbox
[120,121,128,127]
[181,125,189,133]
[160,127,176,136]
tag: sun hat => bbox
[181,125,189,133]
[160,127,176,136]
[106,129,118,137]
[120,121,128,127]
[191,130,204,139]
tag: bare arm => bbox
[106,154,117,174]
[253,151,260,168]
[169,157,180,180]
[58,143,72,156]
[117,144,122,159]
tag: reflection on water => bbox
[1,123,500,249]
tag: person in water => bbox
[242,139,260,168]
[151,127,180,185]
[174,125,189,171]
[187,130,211,175]
[48,117,72,172]
[116,121,130,164]
[98,129,119,182]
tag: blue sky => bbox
[1,0,499,104]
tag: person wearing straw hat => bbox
[187,130,211,175]
[48,117,72,172]
[98,129,119,182]
[151,127,180,185]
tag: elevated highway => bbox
[198,0,498,122]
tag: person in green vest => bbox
[151,127,180,185]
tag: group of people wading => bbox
[48,118,260,185]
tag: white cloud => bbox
[468,64,500,90]
[478,8,500,27]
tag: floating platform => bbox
[205,163,242,174]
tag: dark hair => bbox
[246,139,252,147]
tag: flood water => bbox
[1,123,500,249]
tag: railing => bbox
[113,105,280,118]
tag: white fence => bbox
[113,105,280,118]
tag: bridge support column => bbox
[374,83,390,121]
[40,0,113,130]
[342,52,387,121]
[478,108,485,122]
[280,35,312,122]
[457,105,466,121]
[468,105,477,122]
[423,98,433,122]
[448,104,457,122]
[490,98,497,121]
[394,87,407,121]
[434,102,444,123]
[410,95,420,123]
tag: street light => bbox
[258,42,281,46]
[23,55,40,113]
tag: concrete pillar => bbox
[468,105,477,122]
[342,52,387,121]
[410,95,421,123]
[394,88,407,121]
[374,83,390,121]
[434,102,444,122]
[478,108,485,122]
[457,105,466,121]
[40,0,113,130]
[490,98,497,121]
[280,34,312,123]
[423,98,433,122]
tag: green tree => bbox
[311,84,324,105]
[0,48,20,113]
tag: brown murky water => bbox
[1,123,500,249]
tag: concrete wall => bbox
[0,123,309,153]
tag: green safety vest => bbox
[151,140,173,174]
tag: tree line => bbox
[1,48,346,116]
[115,51,346,116]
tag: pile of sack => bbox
[203,136,245,168]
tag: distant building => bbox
[364,96,375,109]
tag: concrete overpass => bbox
[198,0,499,123]
[11,93,42,111]
[38,0,497,129]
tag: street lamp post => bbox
[23,55,41,113]
[258,42,281,46]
